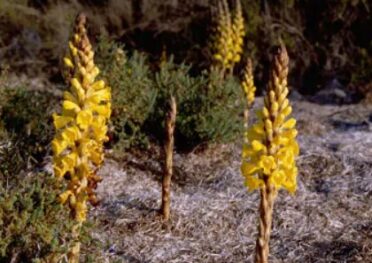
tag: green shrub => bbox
[0,172,74,262]
[147,59,245,150]
[97,38,157,151]
[0,85,57,174]
[97,38,244,152]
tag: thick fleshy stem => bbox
[255,183,277,263]
[161,96,177,221]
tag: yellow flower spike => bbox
[241,58,256,107]
[210,0,244,74]
[241,45,299,263]
[53,12,111,225]
[241,58,256,142]
[231,0,245,65]
[54,13,111,261]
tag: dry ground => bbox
[89,98,372,263]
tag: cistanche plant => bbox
[52,13,111,262]
[161,96,177,221]
[211,0,245,75]
[241,45,299,263]
[241,57,256,136]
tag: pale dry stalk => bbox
[161,96,177,221]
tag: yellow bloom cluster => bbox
[212,0,245,71]
[241,58,256,107]
[241,46,299,193]
[52,14,111,222]
[231,0,245,64]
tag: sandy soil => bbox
[89,98,372,263]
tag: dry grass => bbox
[86,98,372,263]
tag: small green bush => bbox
[147,59,245,150]
[0,85,57,174]
[0,173,74,262]
[97,38,245,151]
[97,38,157,151]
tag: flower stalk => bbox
[211,0,245,76]
[241,45,299,263]
[161,96,177,221]
[241,57,256,139]
[52,13,111,262]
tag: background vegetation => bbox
[0,0,371,261]
[0,0,370,93]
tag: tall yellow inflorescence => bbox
[241,58,256,141]
[231,0,245,65]
[212,0,232,69]
[52,14,111,222]
[241,45,299,194]
[241,58,256,108]
[212,0,245,73]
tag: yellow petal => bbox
[71,78,85,101]
[282,105,292,117]
[53,165,64,178]
[259,155,276,175]
[52,138,68,156]
[92,80,105,91]
[241,162,259,176]
[62,151,78,173]
[63,91,78,104]
[90,103,111,118]
[75,202,87,222]
[244,176,263,191]
[53,114,73,129]
[87,88,111,104]
[269,170,285,188]
[251,140,266,152]
[59,190,73,204]
[76,110,93,130]
[63,100,80,112]
[61,126,80,143]
[64,57,74,68]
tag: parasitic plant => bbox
[231,0,245,65]
[241,57,256,136]
[161,96,177,221]
[241,45,299,263]
[211,0,245,75]
[212,0,233,72]
[52,13,111,262]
